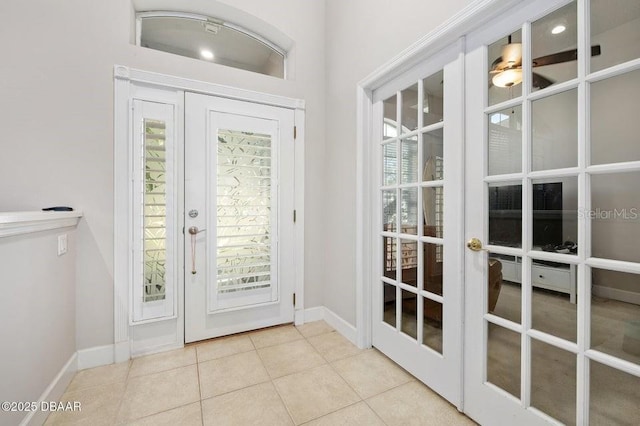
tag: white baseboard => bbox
[114,341,130,364]
[322,307,358,345]
[593,285,640,306]
[303,306,325,323]
[21,353,77,426]
[303,306,357,345]
[77,344,114,370]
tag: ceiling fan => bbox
[490,36,601,89]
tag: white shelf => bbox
[0,211,83,238]
[498,256,577,304]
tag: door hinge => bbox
[293,293,296,306]
[294,126,297,139]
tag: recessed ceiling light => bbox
[200,49,214,60]
[551,25,566,35]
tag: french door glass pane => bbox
[423,70,444,126]
[423,298,443,353]
[591,171,640,263]
[401,137,419,183]
[531,1,578,92]
[591,268,640,365]
[401,187,418,235]
[422,130,443,181]
[488,183,522,248]
[424,243,443,296]
[216,130,272,295]
[488,29,523,106]
[423,186,444,238]
[532,89,578,171]
[530,339,577,426]
[383,141,397,185]
[589,360,640,425]
[383,236,396,280]
[401,289,418,340]
[382,190,397,232]
[487,322,521,399]
[383,283,397,327]
[488,255,520,323]
[488,106,522,175]
[591,69,640,165]
[590,0,640,73]
[383,95,398,140]
[400,239,418,286]
[531,260,577,342]
[531,177,578,254]
[401,83,419,133]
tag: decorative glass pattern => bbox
[143,119,167,302]
[216,130,272,294]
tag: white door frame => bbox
[114,65,306,361]
[356,0,527,350]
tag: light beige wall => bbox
[0,229,76,425]
[0,0,326,349]
[324,0,473,325]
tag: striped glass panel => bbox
[217,130,272,295]
[143,119,167,302]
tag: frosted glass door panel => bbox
[132,101,177,322]
[215,129,276,310]
[144,119,168,302]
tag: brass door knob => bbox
[467,238,485,252]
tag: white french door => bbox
[184,93,295,343]
[464,1,640,425]
[371,44,465,405]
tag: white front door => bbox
[184,93,295,343]
[464,1,640,425]
[371,44,465,405]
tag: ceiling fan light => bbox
[502,43,522,65]
[492,69,523,88]
[200,49,214,60]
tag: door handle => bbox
[466,238,488,252]
[189,226,206,235]
[189,227,206,274]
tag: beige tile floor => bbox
[45,321,474,426]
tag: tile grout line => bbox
[117,353,201,424]
[297,332,375,425]
[362,398,392,426]
[253,340,297,425]
[195,348,205,426]
[111,360,133,424]
[126,347,197,380]
[325,346,413,425]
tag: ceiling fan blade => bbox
[532,73,554,89]
[532,45,601,67]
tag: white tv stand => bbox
[495,255,577,304]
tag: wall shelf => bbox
[0,211,83,238]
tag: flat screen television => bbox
[488,183,563,248]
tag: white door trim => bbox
[114,65,306,361]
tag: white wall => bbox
[0,229,76,425]
[0,0,326,350]
[323,0,473,325]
